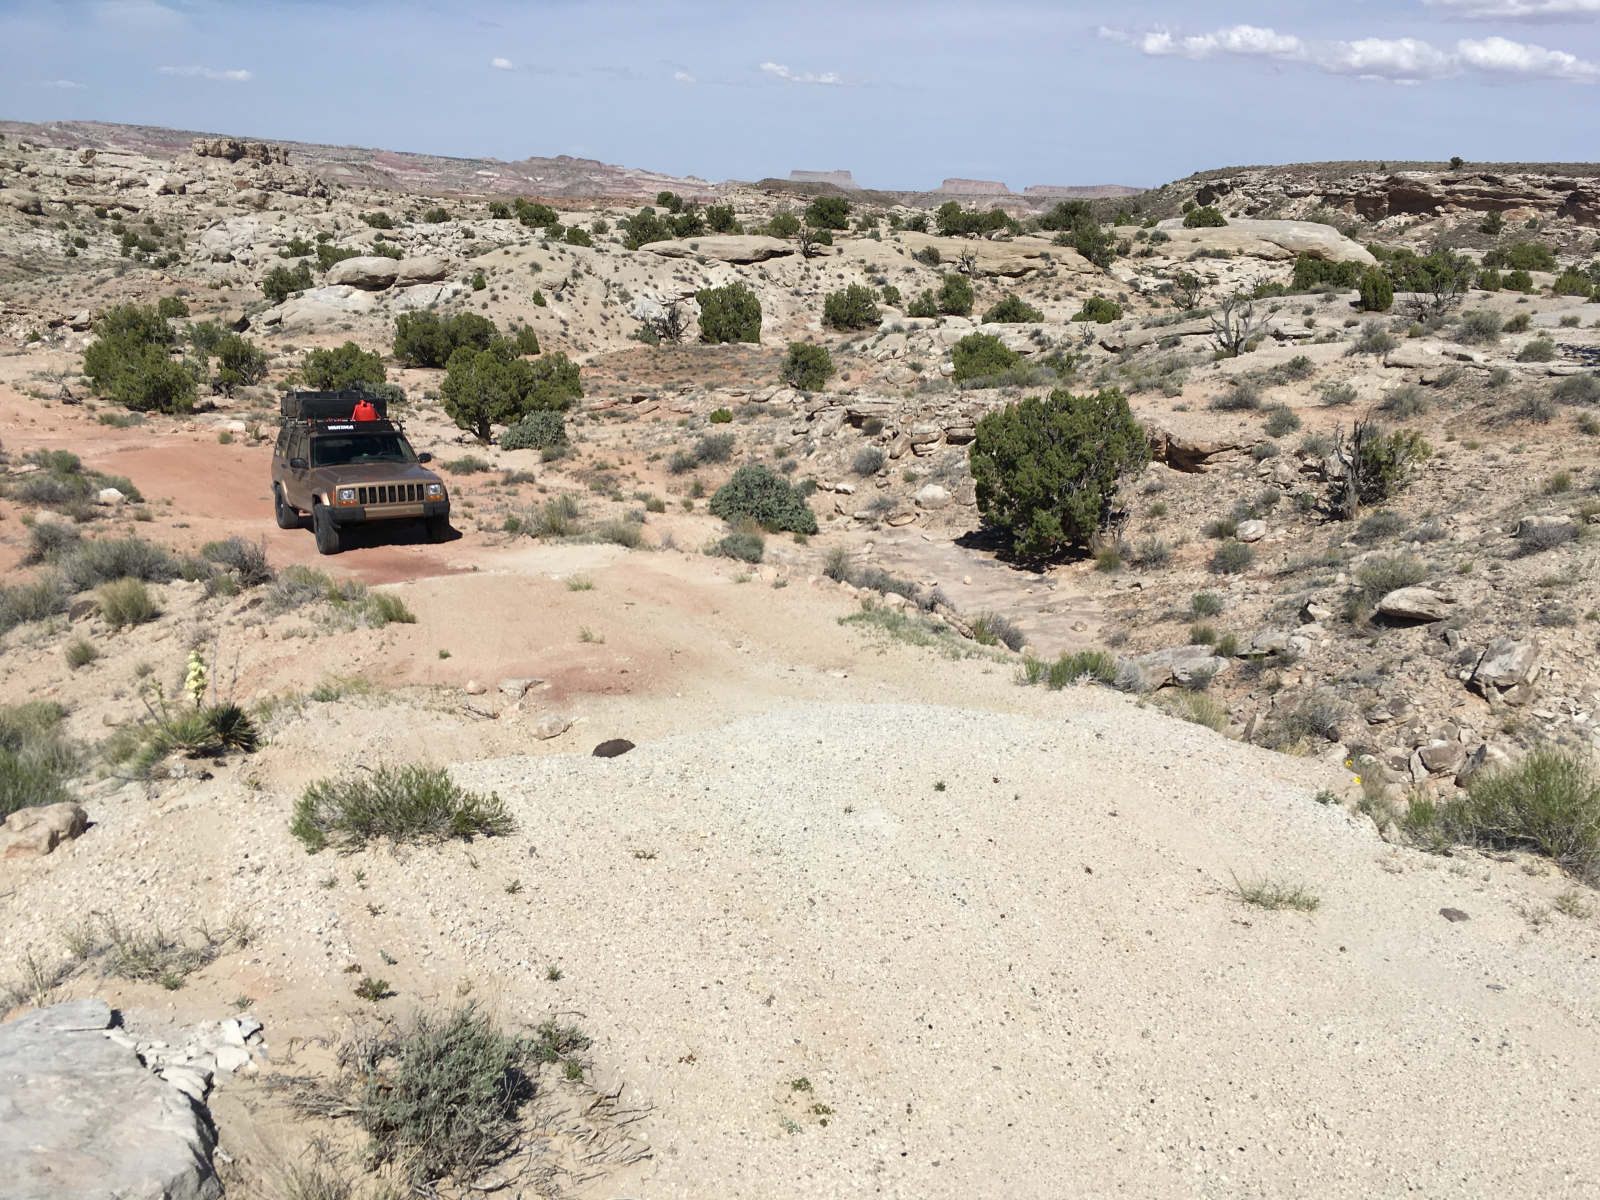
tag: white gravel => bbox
[440,699,1600,1199]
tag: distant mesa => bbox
[1025,184,1148,199]
[934,178,1016,196]
[789,170,861,191]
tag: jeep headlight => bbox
[336,487,357,504]
[425,483,444,499]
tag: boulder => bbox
[234,188,271,210]
[1377,587,1454,622]
[1235,519,1267,542]
[1153,218,1376,265]
[915,484,951,510]
[0,1000,223,1200]
[534,713,572,740]
[394,255,450,286]
[324,256,400,290]
[1472,638,1540,692]
[1251,628,1290,653]
[462,680,488,696]
[1132,645,1231,689]
[96,487,127,506]
[0,189,45,215]
[0,802,88,859]
[499,677,541,698]
[65,310,92,331]
[645,236,795,264]
[1418,740,1467,775]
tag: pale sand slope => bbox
[436,699,1600,1199]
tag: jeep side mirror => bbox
[289,457,307,470]
[416,452,433,464]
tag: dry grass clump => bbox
[1439,747,1600,883]
[290,764,514,853]
[1230,873,1320,912]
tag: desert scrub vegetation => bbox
[292,1004,585,1188]
[1230,874,1320,912]
[0,701,77,820]
[1018,649,1118,689]
[261,564,415,628]
[82,303,199,413]
[840,605,984,660]
[8,448,142,517]
[56,913,254,992]
[96,577,158,628]
[822,284,880,332]
[950,333,1019,384]
[290,764,514,853]
[968,388,1149,558]
[1432,747,1600,883]
[709,466,818,534]
[968,612,1025,652]
[1157,689,1229,732]
[697,281,762,343]
[781,341,835,392]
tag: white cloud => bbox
[160,65,252,82]
[26,79,88,89]
[491,57,514,70]
[1423,0,1600,20]
[673,70,696,83]
[1129,23,1598,83]
[761,61,842,85]
[1457,33,1600,78]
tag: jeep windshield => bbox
[311,434,417,467]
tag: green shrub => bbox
[1505,311,1532,333]
[1517,337,1556,363]
[805,197,851,230]
[301,341,386,391]
[968,387,1149,557]
[936,202,1015,238]
[1355,508,1407,541]
[498,411,567,451]
[852,446,885,476]
[1042,649,1118,689]
[822,284,880,331]
[621,208,672,249]
[781,342,835,392]
[442,343,581,442]
[1356,552,1426,599]
[291,764,512,853]
[1505,269,1535,293]
[1071,296,1122,324]
[347,1004,549,1185]
[97,577,156,628]
[1183,206,1227,228]
[1160,690,1229,731]
[1553,374,1600,404]
[708,408,733,424]
[0,576,69,633]
[1209,540,1255,574]
[1263,405,1301,437]
[705,204,742,234]
[936,273,974,317]
[365,592,416,628]
[766,209,801,238]
[60,536,178,592]
[212,334,268,392]
[200,535,274,586]
[1482,241,1556,273]
[950,332,1019,384]
[1348,424,1431,506]
[1478,267,1503,292]
[1210,380,1261,411]
[1352,320,1397,355]
[1191,591,1224,617]
[0,701,76,820]
[82,303,197,414]
[261,262,314,304]
[982,294,1044,324]
[714,531,765,563]
[1291,254,1361,292]
[906,289,938,318]
[590,518,643,549]
[1457,309,1503,344]
[1358,269,1394,312]
[362,210,395,229]
[393,311,499,368]
[708,466,818,534]
[1553,270,1594,298]
[696,281,762,343]
[694,431,735,463]
[969,612,1024,651]
[1443,746,1600,883]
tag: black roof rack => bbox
[281,389,388,421]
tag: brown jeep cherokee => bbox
[271,390,450,555]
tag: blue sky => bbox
[3,1,1598,189]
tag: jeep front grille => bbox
[357,484,422,505]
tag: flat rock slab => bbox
[0,999,222,1200]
